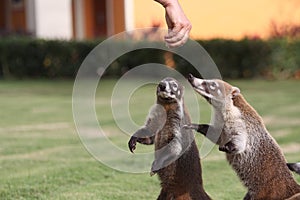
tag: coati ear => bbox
[231,87,240,98]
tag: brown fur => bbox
[155,103,210,200]
[229,94,300,200]
[186,75,300,200]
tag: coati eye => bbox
[210,82,217,90]
[170,82,178,91]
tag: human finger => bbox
[164,23,183,40]
[166,31,189,48]
[165,25,188,43]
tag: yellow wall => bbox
[134,0,300,39]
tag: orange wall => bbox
[80,0,113,38]
[72,0,76,38]
[113,0,125,34]
[0,0,26,33]
[84,0,96,39]
[134,0,300,39]
[0,0,6,29]
[11,6,26,32]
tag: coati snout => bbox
[188,74,240,106]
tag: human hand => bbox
[156,0,192,48]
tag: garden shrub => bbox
[0,37,299,79]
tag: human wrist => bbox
[154,0,179,8]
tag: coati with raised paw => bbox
[128,77,211,200]
[185,74,300,200]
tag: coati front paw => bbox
[128,136,137,153]
[183,123,210,136]
[150,160,159,176]
[219,141,237,153]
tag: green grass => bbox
[0,79,300,199]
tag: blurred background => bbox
[0,0,300,199]
[1,0,300,39]
[0,0,300,79]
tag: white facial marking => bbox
[217,89,222,95]
[215,81,219,87]
[165,82,170,92]
[192,78,204,88]
[205,93,214,99]
[170,81,178,91]
[210,85,216,90]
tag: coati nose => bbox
[188,73,194,83]
[158,82,167,91]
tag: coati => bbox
[185,74,300,200]
[128,77,211,200]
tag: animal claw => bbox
[128,136,137,153]
[150,171,157,176]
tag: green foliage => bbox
[107,48,165,77]
[0,37,95,78]
[201,39,272,78]
[0,37,300,79]
[269,39,300,79]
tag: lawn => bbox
[0,79,299,200]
